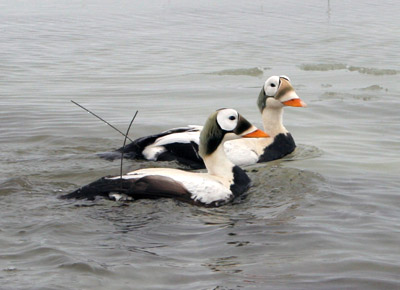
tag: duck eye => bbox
[229,116,236,121]
[270,83,276,87]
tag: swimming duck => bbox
[225,75,306,166]
[62,109,269,206]
[107,76,306,168]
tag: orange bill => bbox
[282,98,307,107]
[243,129,269,138]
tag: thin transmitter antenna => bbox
[120,110,139,185]
[190,141,201,161]
[71,100,133,142]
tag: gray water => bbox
[1,0,400,289]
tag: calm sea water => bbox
[1,0,400,289]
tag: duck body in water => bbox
[62,109,269,206]
[102,76,306,169]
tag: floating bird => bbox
[62,109,269,206]
[105,76,306,168]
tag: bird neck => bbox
[203,143,235,181]
[261,106,287,137]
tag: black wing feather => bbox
[61,175,194,203]
[99,127,204,169]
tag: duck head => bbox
[199,108,269,158]
[257,75,307,112]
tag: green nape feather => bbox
[257,86,267,113]
[199,110,253,158]
[199,111,224,158]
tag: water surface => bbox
[1,1,400,289]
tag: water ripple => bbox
[299,63,399,75]
[208,67,266,77]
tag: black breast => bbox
[257,133,296,163]
[229,166,251,198]
[208,166,251,207]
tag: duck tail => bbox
[60,177,131,200]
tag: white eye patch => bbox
[217,108,239,131]
[280,75,291,82]
[264,76,280,96]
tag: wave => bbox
[360,85,386,91]
[348,66,398,75]
[322,91,376,101]
[209,67,266,77]
[58,262,113,276]
[0,177,33,196]
[300,63,347,71]
[299,63,398,76]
